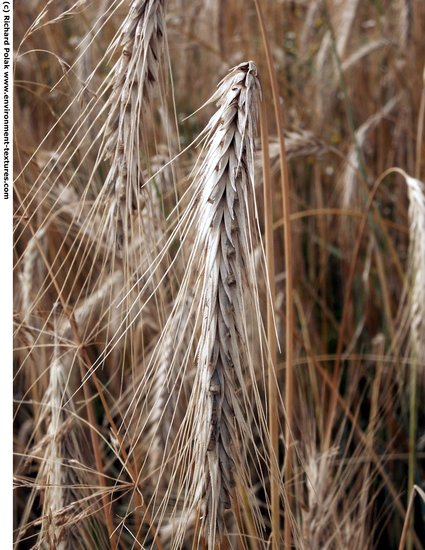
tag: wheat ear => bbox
[41,328,70,550]
[405,175,425,540]
[38,311,98,549]
[117,65,264,548]
[188,61,262,547]
[405,176,425,357]
[147,292,193,472]
[102,0,166,248]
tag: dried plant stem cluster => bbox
[13,1,425,549]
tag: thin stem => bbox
[415,68,425,179]
[260,101,279,550]
[253,2,294,548]
[407,355,418,550]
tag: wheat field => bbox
[13,1,425,548]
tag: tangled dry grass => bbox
[13,1,425,548]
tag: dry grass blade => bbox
[399,485,425,550]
